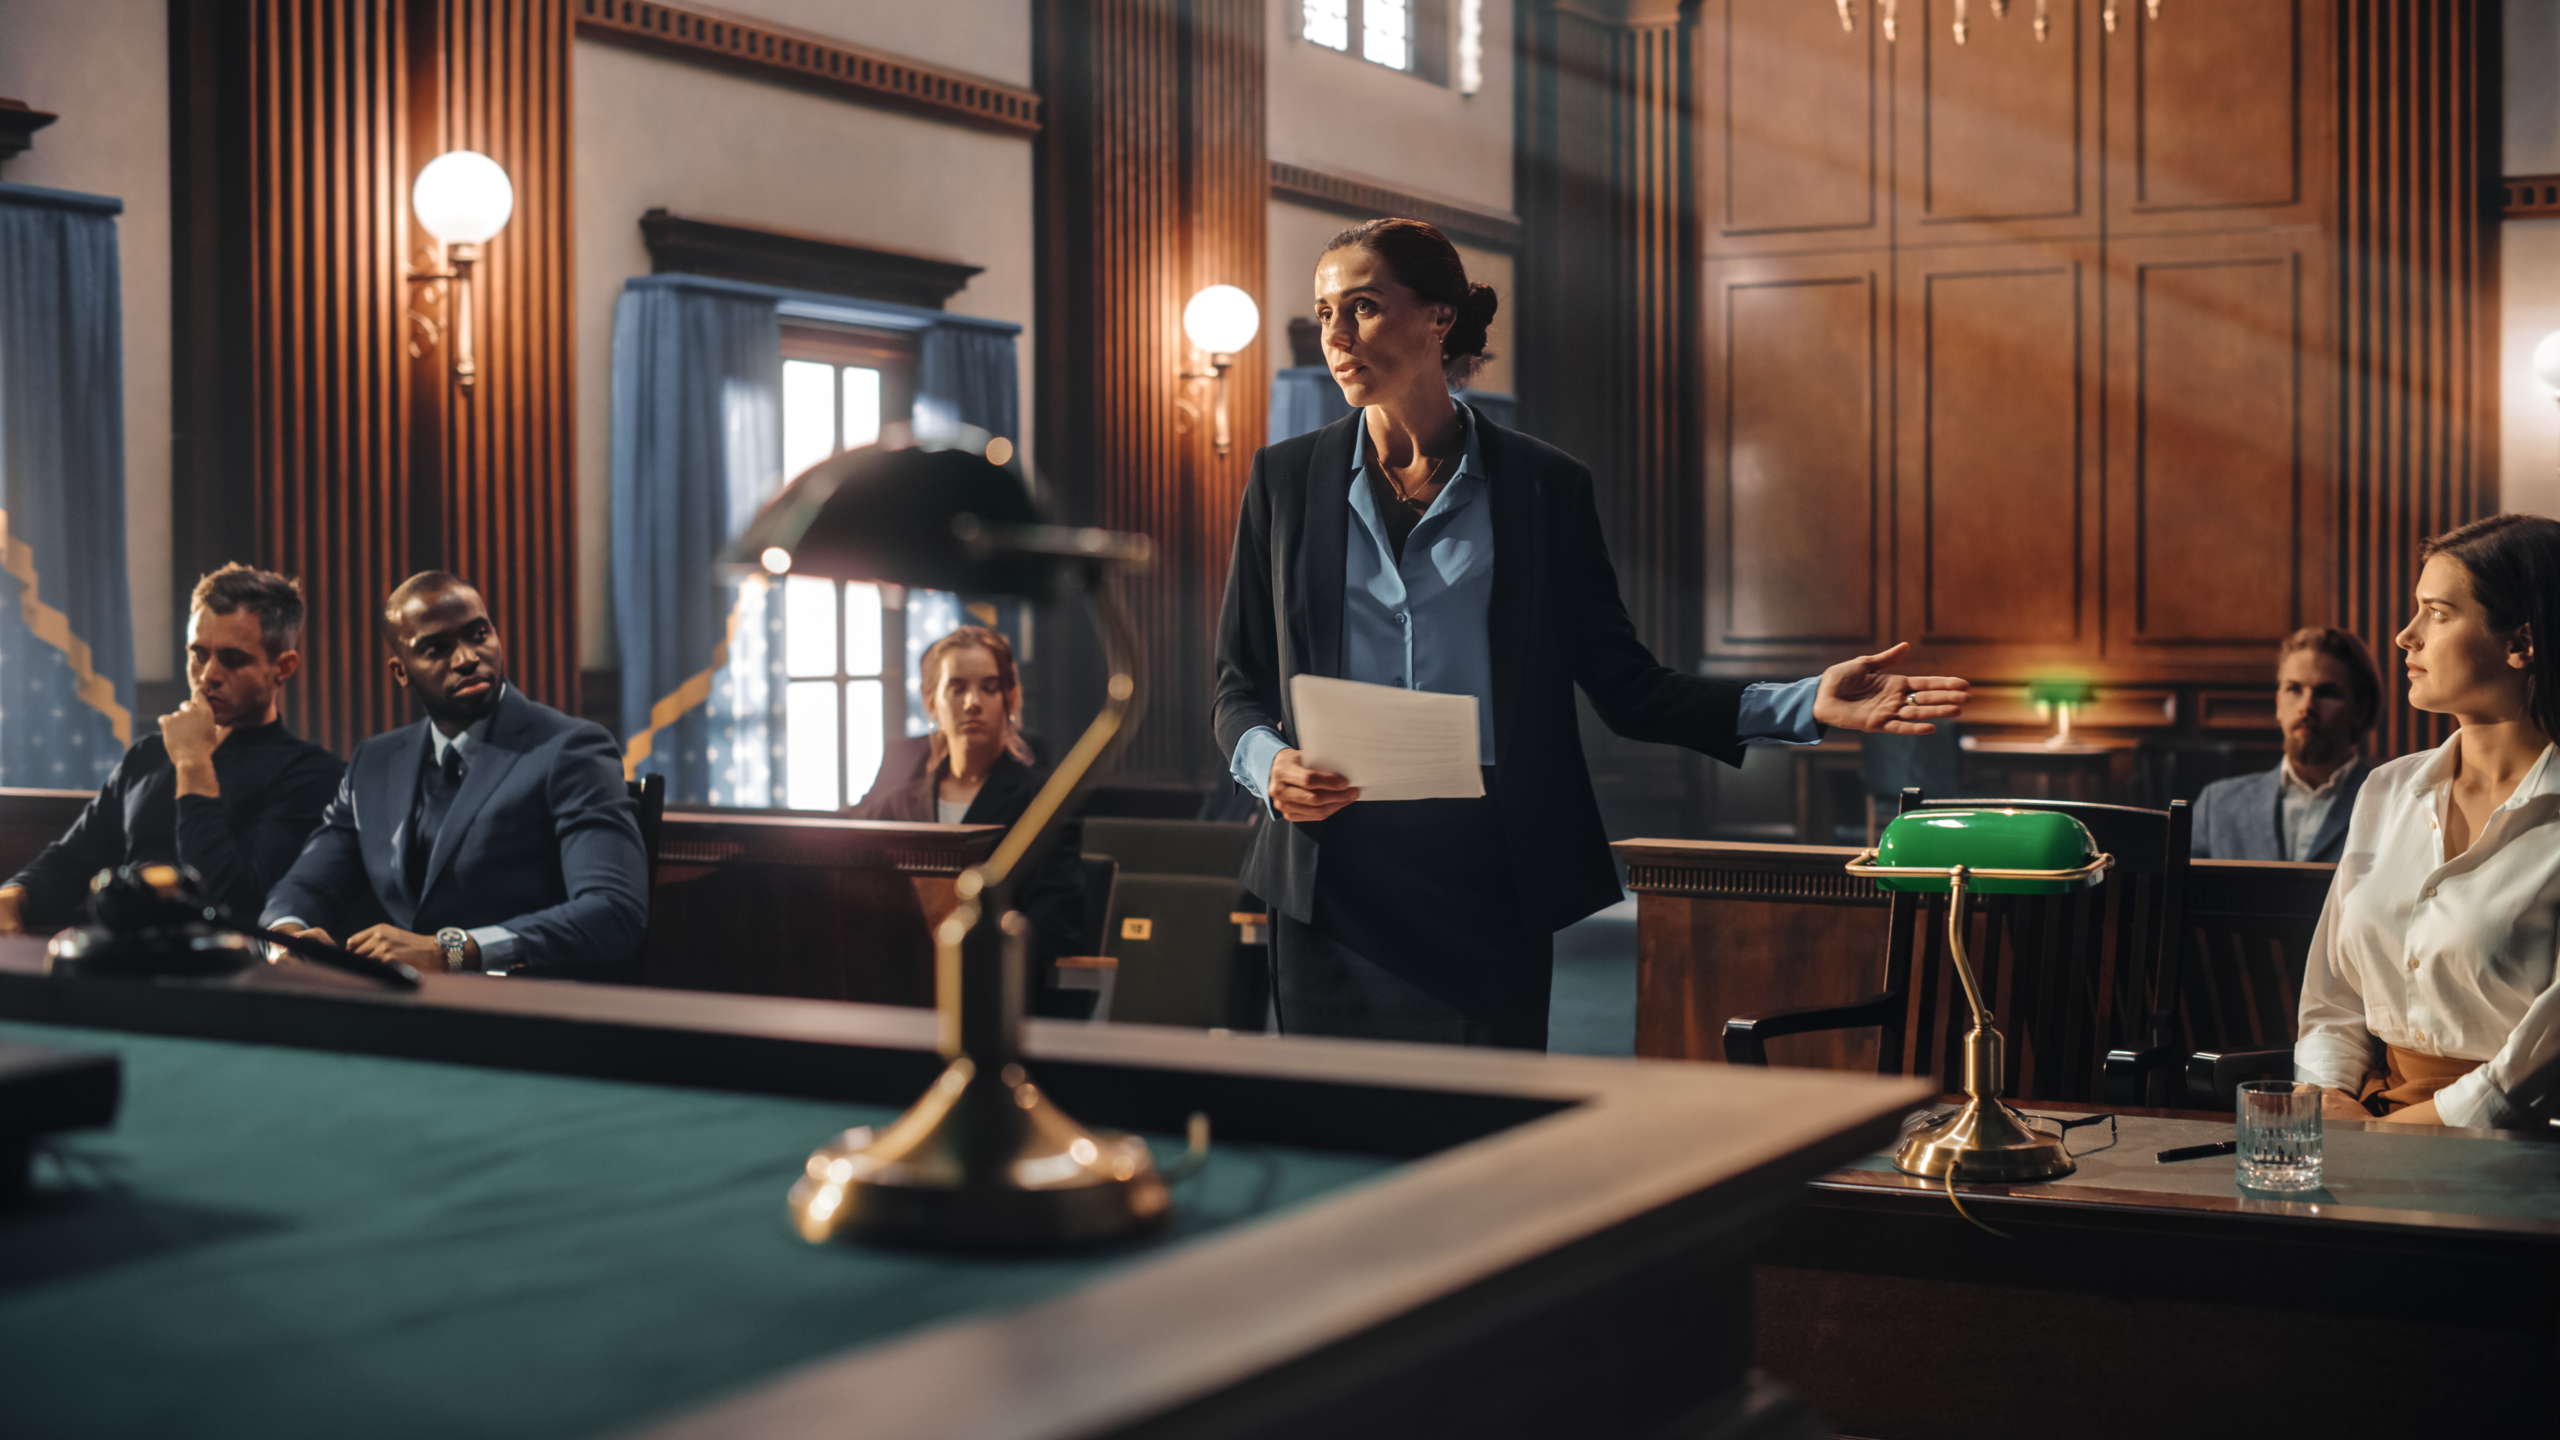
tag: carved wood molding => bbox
[1267,161,1525,251]
[2501,174,2560,219]
[640,209,982,308]
[574,0,1041,138]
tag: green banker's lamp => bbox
[721,430,1165,1250]
[1847,808,2114,1182]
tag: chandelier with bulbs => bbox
[1835,0,2161,45]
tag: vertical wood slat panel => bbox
[1035,0,1266,785]
[2337,0,2497,760]
[244,0,411,755]
[1522,0,1694,666]
[187,0,573,756]
[430,0,578,719]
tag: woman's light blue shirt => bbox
[1228,405,1822,803]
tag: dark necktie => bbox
[405,745,466,900]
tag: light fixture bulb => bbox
[1183,285,1261,357]
[760,546,793,576]
[412,150,516,246]
[2535,330,2560,396]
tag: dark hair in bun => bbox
[1322,217,1499,385]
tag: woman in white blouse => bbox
[2297,514,2560,1130]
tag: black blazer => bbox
[262,685,650,976]
[853,747,1087,962]
[1214,407,1750,933]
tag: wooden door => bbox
[1701,251,1891,669]
[2103,0,2335,238]
[1892,0,2099,249]
[1700,0,1891,257]
[2102,229,2336,677]
[1891,241,2104,674]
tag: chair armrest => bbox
[1723,992,1904,1067]
[2101,1044,2184,1107]
[2184,1048,2295,1111]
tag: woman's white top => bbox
[2296,740,2560,1129]
[936,796,969,825]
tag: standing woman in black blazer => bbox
[1214,219,1972,1048]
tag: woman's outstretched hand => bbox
[1812,642,1971,735]
[1268,748,1361,822]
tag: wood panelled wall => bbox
[2340,0,2499,759]
[171,0,574,758]
[1032,0,1268,784]
[1691,0,2343,691]
[1508,0,2497,789]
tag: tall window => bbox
[1362,0,1411,68]
[776,325,923,810]
[1302,0,1451,84]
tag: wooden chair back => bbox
[1867,790,2192,1103]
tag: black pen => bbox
[2156,1139,2238,1164]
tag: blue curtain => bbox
[0,182,133,789]
[1456,389,1518,430]
[611,274,1023,805]
[917,325,1020,444]
[1269,365,1351,443]
[609,280,783,806]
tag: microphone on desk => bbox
[45,863,421,992]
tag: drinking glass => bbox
[2235,1080,2323,1192]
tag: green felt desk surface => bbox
[0,1022,1398,1440]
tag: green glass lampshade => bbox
[1867,809,2105,896]
[2025,678,2099,708]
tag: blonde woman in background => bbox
[857,626,1086,987]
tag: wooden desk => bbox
[643,809,1003,1004]
[1759,1105,2560,1438]
[1613,839,2334,1070]
[0,940,1929,1440]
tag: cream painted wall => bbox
[2502,0,2560,519]
[1267,1,1512,210]
[0,0,174,683]
[573,0,1034,670]
[1266,201,1514,400]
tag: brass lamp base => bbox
[787,1056,1171,1250]
[1893,1096,2076,1183]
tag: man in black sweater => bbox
[0,565,343,932]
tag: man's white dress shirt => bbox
[2296,740,2560,1129]
[2278,754,2358,862]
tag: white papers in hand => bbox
[1288,675,1485,802]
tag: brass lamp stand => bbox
[784,533,1175,1249]
[1842,852,2113,1183]
[728,435,1186,1249]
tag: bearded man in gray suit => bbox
[2190,628,2382,865]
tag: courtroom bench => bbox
[1611,838,2332,1071]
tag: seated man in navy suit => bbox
[264,572,647,977]
[2191,627,2382,864]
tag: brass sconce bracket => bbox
[405,241,483,391]
[1178,351,1238,457]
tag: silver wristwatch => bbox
[435,926,474,972]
